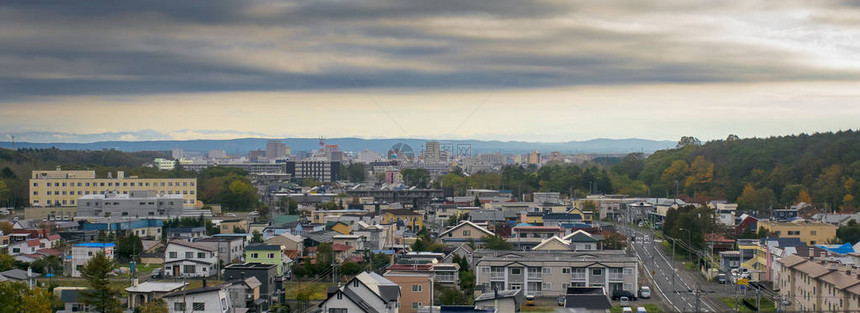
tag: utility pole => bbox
[694,282,701,313]
[756,285,761,313]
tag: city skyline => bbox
[2,1,859,142]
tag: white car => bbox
[639,286,651,299]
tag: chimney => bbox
[821,252,827,261]
[117,171,124,179]
[809,248,815,258]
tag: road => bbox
[624,225,727,313]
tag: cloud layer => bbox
[2,0,860,99]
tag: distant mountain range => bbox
[0,136,674,155]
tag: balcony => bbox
[608,273,624,281]
[527,273,542,281]
[490,273,505,280]
[572,273,586,281]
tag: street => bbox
[625,226,729,313]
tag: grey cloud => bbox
[1,0,859,100]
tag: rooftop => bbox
[126,281,187,293]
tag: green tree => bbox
[837,220,860,244]
[438,285,471,305]
[0,221,12,235]
[341,262,363,276]
[80,251,122,313]
[676,136,702,148]
[0,281,56,313]
[116,233,143,263]
[401,168,431,188]
[347,163,367,183]
[251,230,264,243]
[0,253,14,272]
[225,179,258,210]
[481,234,512,250]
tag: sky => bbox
[1,0,860,143]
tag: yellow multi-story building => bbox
[29,169,197,207]
[381,209,423,231]
[757,221,837,245]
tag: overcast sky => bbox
[2,0,859,143]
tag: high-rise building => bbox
[208,149,227,159]
[358,149,379,163]
[171,148,183,159]
[528,151,541,165]
[424,141,441,163]
[266,140,288,159]
[550,151,562,162]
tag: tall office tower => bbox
[424,141,441,163]
[266,140,288,159]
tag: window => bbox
[169,252,177,259]
[542,267,551,274]
[251,253,259,258]
[624,268,633,275]
[510,283,521,290]
[562,283,570,290]
[811,230,817,235]
[185,252,194,258]
[192,302,205,311]
[562,268,571,274]
[268,253,275,258]
[511,268,521,275]
[198,252,206,259]
[463,230,471,236]
[542,282,552,290]
[174,303,186,311]
[412,302,422,309]
[412,284,422,292]
[481,267,490,273]
[183,265,196,273]
[592,268,603,276]
[329,309,348,313]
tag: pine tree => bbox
[81,251,122,313]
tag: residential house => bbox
[245,244,289,277]
[511,226,564,249]
[224,263,282,311]
[55,287,90,313]
[474,289,521,313]
[382,209,424,231]
[264,233,303,252]
[333,234,363,251]
[196,236,246,264]
[439,221,494,247]
[125,281,187,308]
[563,230,600,251]
[166,227,206,241]
[327,221,353,235]
[164,240,218,278]
[385,263,460,288]
[532,236,571,251]
[70,243,115,277]
[163,283,234,313]
[220,219,249,234]
[0,269,39,288]
[353,222,390,251]
[383,272,433,313]
[319,271,401,313]
[441,244,475,267]
[226,276,265,313]
[474,250,639,297]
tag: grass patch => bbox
[283,281,333,301]
[720,297,776,312]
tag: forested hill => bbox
[614,131,860,212]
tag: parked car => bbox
[557,295,565,306]
[151,268,163,279]
[639,286,651,299]
[636,307,648,313]
[612,290,638,301]
[525,295,535,306]
[718,273,727,284]
[619,296,631,307]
